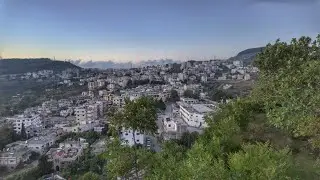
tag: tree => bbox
[253,35,320,148]
[20,123,27,140]
[183,89,199,99]
[37,155,53,176]
[80,172,100,180]
[108,97,158,179]
[0,124,17,150]
[155,99,166,111]
[176,132,199,149]
[208,89,233,101]
[169,89,180,102]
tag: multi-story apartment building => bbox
[7,114,42,134]
[178,102,216,128]
[1,143,31,170]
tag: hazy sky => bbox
[0,0,319,62]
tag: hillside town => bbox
[0,59,258,179]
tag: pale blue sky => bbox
[0,0,319,62]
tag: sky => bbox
[0,0,319,62]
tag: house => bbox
[1,143,31,170]
[47,140,86,172]
[26,134,57,154]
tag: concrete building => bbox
[7,114,42,134]
[75,104,98,124]
[26,134,57,154]
[88,81,98,90]
[42,100,59,113]
[178,102,216,128]
[113,96,125,107]
[1,143,31,170]
[180,97,199,104]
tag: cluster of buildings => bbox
[1,59,258,175]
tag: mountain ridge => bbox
[0,58,81,75]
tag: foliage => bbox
[175,132,199,149]
[107,97,158,179]
[253,35,320,148]
[20,123,27,140]
[183,89,199,99]
[0,124,21,150]
[63,147,106,179]
[155,99,166,111]
[37,155,54,176]
[110,96,158,136]
[29,151,40,161]
[208,89,233,101]
[80,172,100,180]
[168,89,180,102]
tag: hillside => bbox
[229,47,265,65]
[236,47,265,56]
[0,58,81,75]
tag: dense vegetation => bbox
[0,58,80,75]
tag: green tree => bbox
[20,123,27,140]
[176,132,199,149]
[108,96,158,179]
[169,89,180,102]
[37,155,53,176]
[253,35,320,148]
[155,99,166,111]
[80,171,100,180]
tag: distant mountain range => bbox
[0,47,265,74]
[70,47,265,69]
[0,58,81,75]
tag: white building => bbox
[97,79,106,87]
[113,96,125,107]
[178,102,216,128]
[0,144,31,170]
[42,100,59,112]
[26,134,57,154]
[180,97,199,104]
[120,128,145,146]
[98,90,108,96]
[88,81,98,90]
[7,114,42,134]
[233,60,243,67]
[58,99,73,108]
[74,104,98,124]
[201,75,208,83]
[244,74,251,80]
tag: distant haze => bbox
[70,59,179,69]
